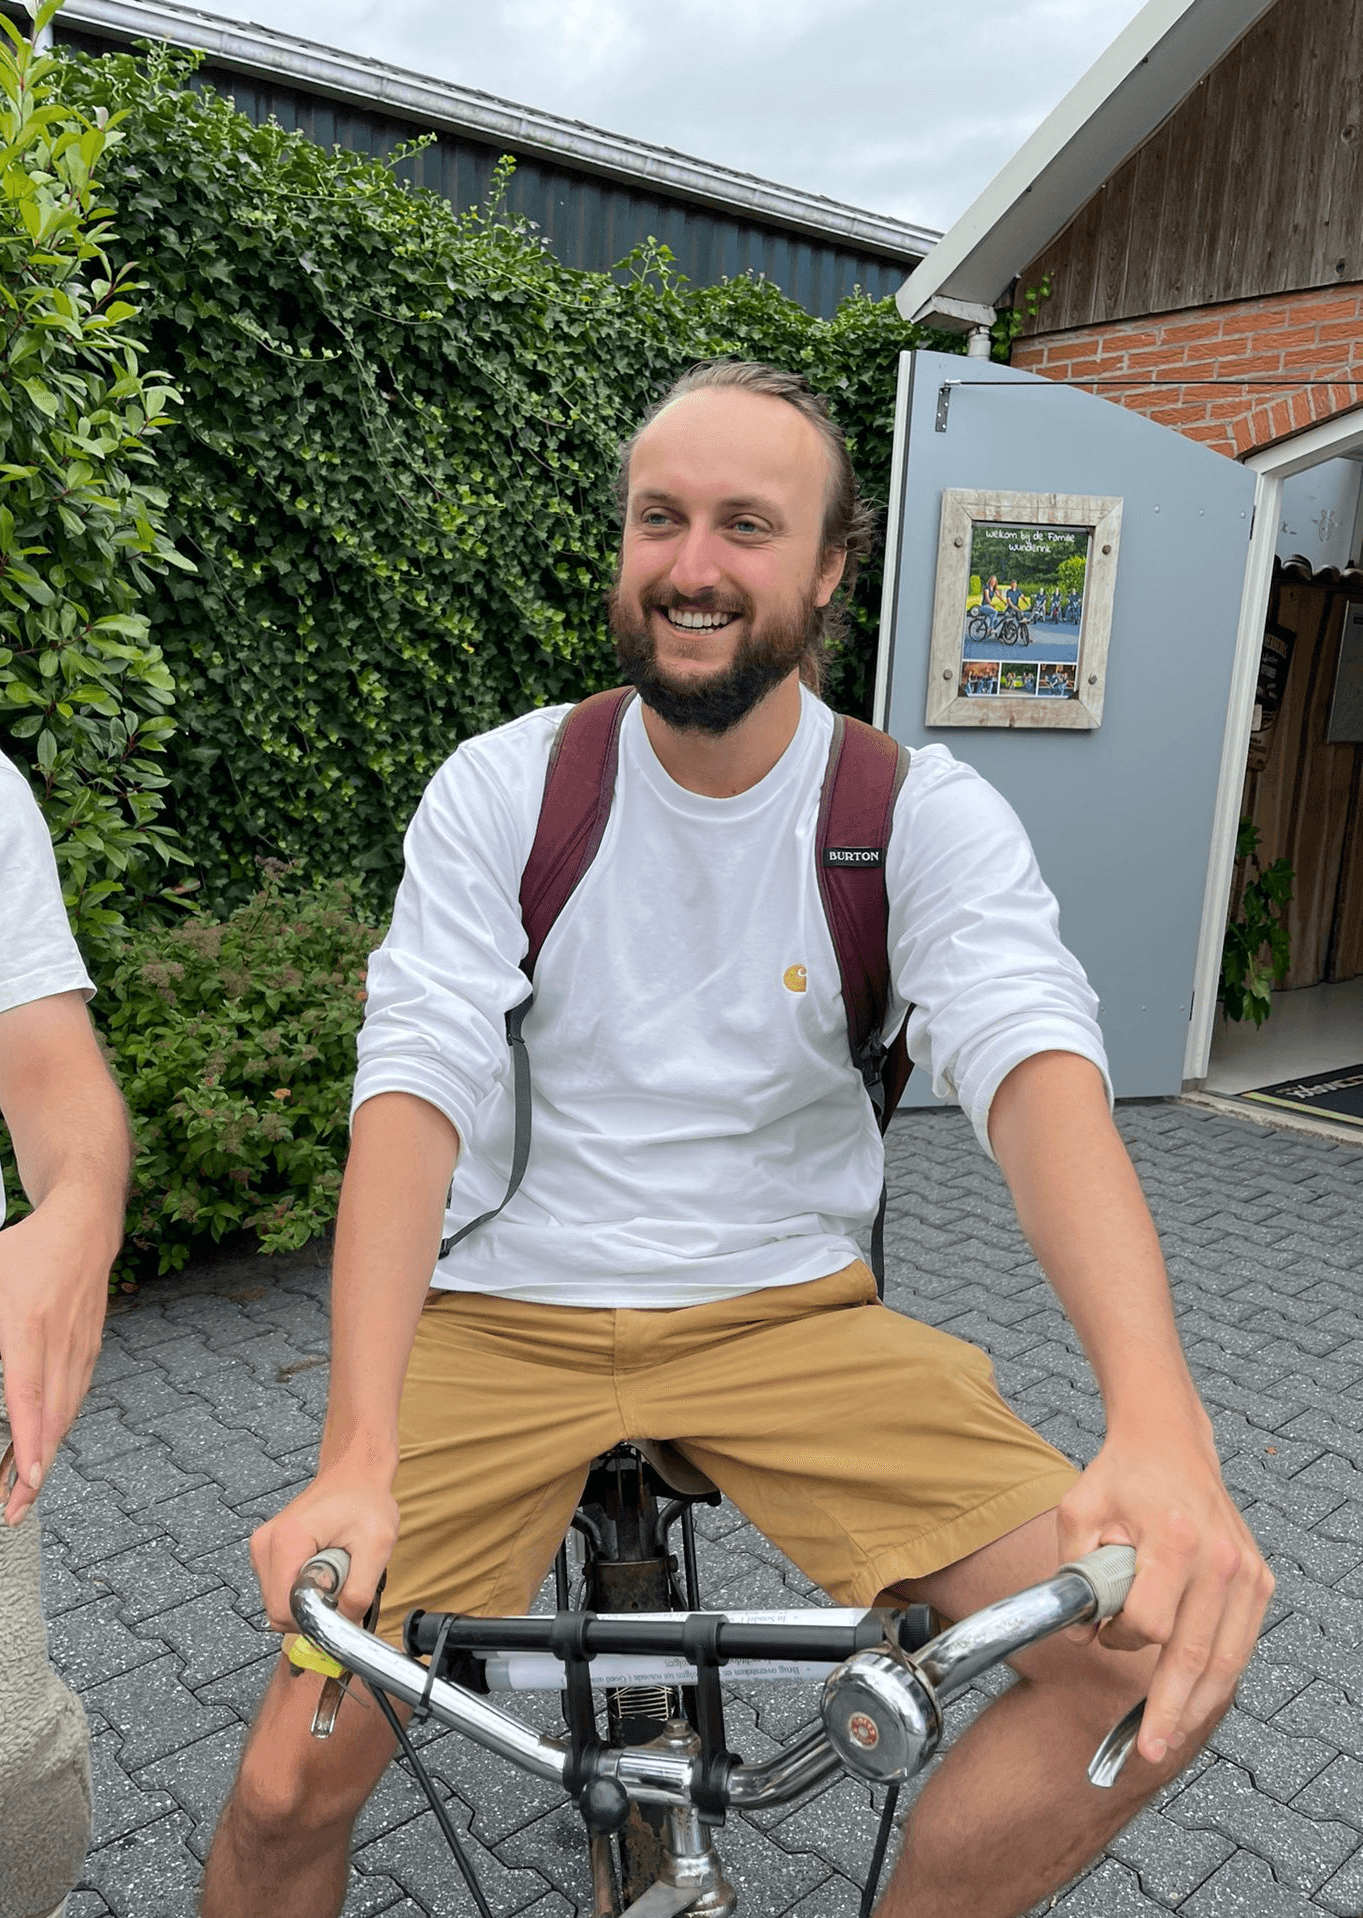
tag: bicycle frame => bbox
[290,1542,1139,1917]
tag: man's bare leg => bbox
[875,1511,1225,1918]
[200,1657,399,1918]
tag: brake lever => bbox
[287,1548,365,1739]
[1088,1695,1145,1788]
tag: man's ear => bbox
[814,545,847,609]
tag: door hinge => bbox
[935,383,954,432]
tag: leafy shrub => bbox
[45,47,956,919]
[0,6,191,956]
[94,872,384,1275]
[1220,819,1293,1025]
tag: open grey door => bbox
[875,349,1256,1101]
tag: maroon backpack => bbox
[441,687,912,1289]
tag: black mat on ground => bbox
[1243,1062,1363,1126]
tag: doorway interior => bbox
[1203,458,1363,1116]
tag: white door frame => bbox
[1184,406,1363,1083]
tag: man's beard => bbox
[608,583,818,736]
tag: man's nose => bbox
[667,524,725,597]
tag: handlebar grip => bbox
[297,1547,352,1601]
[1060,1544,1137,1620]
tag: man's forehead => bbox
[630,387,829,501]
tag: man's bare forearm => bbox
[987,1051,1206,1434]
[320,1091,460,1481]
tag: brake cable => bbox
[859,1783,901,1918]
[364,1680,496,1918]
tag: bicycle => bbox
[287,1442,1143,1918]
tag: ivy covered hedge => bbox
[47,46,954,917]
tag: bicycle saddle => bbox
[627,1438,719,1500]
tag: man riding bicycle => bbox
[201,361,1271,1918]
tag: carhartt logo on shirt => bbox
[823,847,884,868]
[783,965,808,993]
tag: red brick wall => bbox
[1010,284,1363,459]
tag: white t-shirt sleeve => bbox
[0,754,94,1015]
[887,746,1111,1158]
[350,709,564,1147]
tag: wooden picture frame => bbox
[924,489,1123,730]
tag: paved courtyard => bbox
[41,1101,1363,1917]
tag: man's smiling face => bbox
[610,386,846,734]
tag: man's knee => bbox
[224,1664,396,1846]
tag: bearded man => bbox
[202,361,1270,1918]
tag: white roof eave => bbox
[897,0,1277,324]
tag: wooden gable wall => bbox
[1017,0,1363,337]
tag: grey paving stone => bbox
[353,1795,568,1916]
[1234,1651,1314,1721]
[136,1583,273,1689]
[1107,1804,1233,1904]
[86,1440,207,1512]
[88,1537,223,1623]
[1208,1705,1334,1802]
[757,1774,885,1880]
[1280,1679,1363,1761]
[780,1871,868,1916]
[86,1728,179,1847]
[1164,1758,1355,1893]
[77,1809,203,1917]
[1290,1750,1363,1824]
[47,1595,163,1691]
[97,1365,202,1429]
[1181,1847,1335,1916]
[1315,1841,1363,1917]
[84,1651,235,1771]
[140,1480,252,1558]
[134,1720,251,1862]
[39,1532,104,1617]
[42,1480,158,1570]
[1049,1857,1168,1914]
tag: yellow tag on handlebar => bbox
[282,1632,347,1681]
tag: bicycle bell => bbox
[820,1650,942,1784]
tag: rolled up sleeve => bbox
[351,713,561,1147]
[887,748,1112,1158]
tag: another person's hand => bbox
[251,1464,399,1633]
[0,1192,109,1527]
[1057,1412,1273,1765]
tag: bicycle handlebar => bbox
[289,1542,1141,1812]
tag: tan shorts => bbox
[377,1261,1077,1644]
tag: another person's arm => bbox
[0,989,129,1525]
[250,1091,457,1627]
[988,1052,1271,1765]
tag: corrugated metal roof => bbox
[49,0,938,266]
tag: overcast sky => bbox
[199,0,1151,232]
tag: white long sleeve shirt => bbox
[353,689,1109,1305]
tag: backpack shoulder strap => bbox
[815,713,913,1134]
[519,685,636,981]
[440,685,634,1262]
